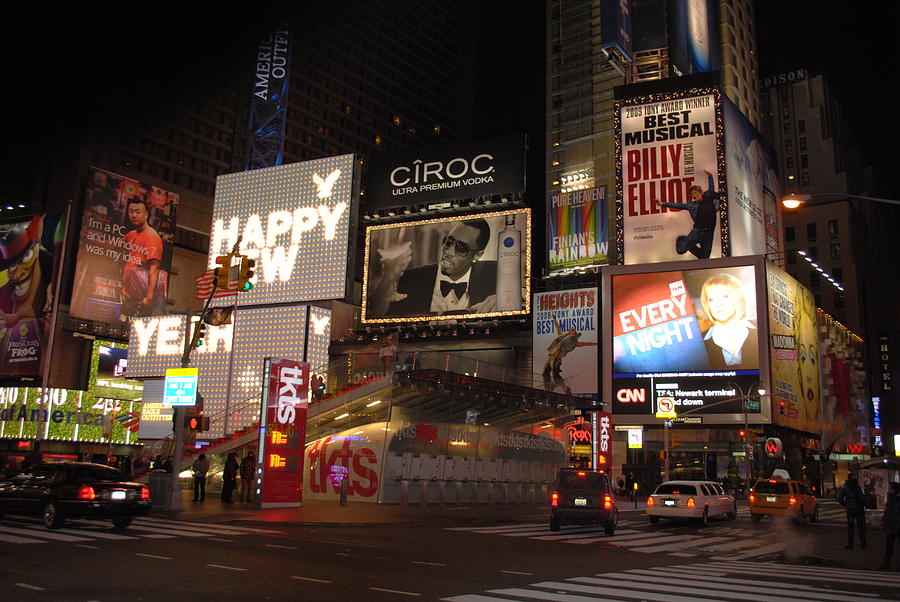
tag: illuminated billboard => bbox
[724,98,780,256]
[766,263,820,435]
[616,88,723,265]
[361,209,531,323]
[93,341,142,401]
[366,135,526,211]
[208,155,357,306]
[533,288,598,397]
[0,213,67,379]
[127,305,330,438]
[548,186,609,272]
[606,261,764,421]
[0,386,141,444]
[70,168,178,324]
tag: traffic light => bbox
[184,414,209,431]
[238,255,256,291]
[191,320,207,347]
[214,254,233,288]
[739,430,746,442]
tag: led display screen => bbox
[208,155,356,306]
[610,264,761,417]
[362,208,531,323]
[127,305,330,438]
[616,90,723,265]
[94,341,142,401]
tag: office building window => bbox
[833,267,842,281]
[787,249,797,265]
[785,226,795,242]
[828,219,839,237]
[801,172,810,185]
[806,223,817,241]
[830,243,841,260]
[835,293,845,309]
[810,271,820,287]
[798,119,806,133]
[808,246,818,259]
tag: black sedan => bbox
[0,462,150,529]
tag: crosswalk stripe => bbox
[521,581,720,602]
[131,519,247,536]
[608,534,698,547]
[23,526,138,540]
[71,520,212,538]
[500,526,604,537]
[0,533,46,544]
[628,535,711,553]
[568,576,828,602]
[705,560,900,586]
[616,535,699,552]
[448,522,545,532]
[0,525,92,542]
[596,571,869,601]
[485,586,615,601]
[134,516,282,534]
[625,567,880,599]
[533,529,639,541]
[726,541,788,559]
[699,537,766,552]
[632,536,731,552]
[442,595,511,601]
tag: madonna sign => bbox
[366,135,526,210]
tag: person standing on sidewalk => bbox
[221,452,239,504]
[239,452,256,503]
[880,482,900,569]
[839,473,867,549]
[191,453,210,502]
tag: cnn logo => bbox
[616,388,646,403]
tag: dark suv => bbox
[550,468,618,534]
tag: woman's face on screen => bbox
[705,284,739,324]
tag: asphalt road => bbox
[3,504,900,600]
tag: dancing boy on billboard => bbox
[543,314,598,393]
[662,169,719,259]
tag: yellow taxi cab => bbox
[749,476,818,524]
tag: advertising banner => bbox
[0,213,66,379]
[617,90,722,265]
[135,380,173,440]
[0,386,141,444]
[70,168,178,324]
[766,263,821,435]
[667,0,721,76]
[258,358,309,507]
[208,155,356,306]
[366,135,526,211]
[818,310,868,453]
[533,288,598,396]
[548,186,609,271]
[610,264,761,418]
[362,209,530,323]
[724,98,780,256]
[127,305,330,438]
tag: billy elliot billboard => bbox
[532,288,598,397]
[365,135,526,211]
[604,258,767,423]
[258,358,309,508]
[361,209,531,323]
[615,88,723,265]
[208,155,357,306]
[126,305,331,438]
[547,186,609,272]
[70,168,178,324]
[0,213,66,379]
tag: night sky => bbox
[2,3,897,201]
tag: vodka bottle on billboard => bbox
[495,214,522,311]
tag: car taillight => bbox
[603,495,612,510]
[647,496,654,506]
[686,497,696,508]
[749,494,755,503]
[551,492,559,507]
[789,496,797,505]
[77,486,95,500]
[140,486,151,501]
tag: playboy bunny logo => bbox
[310,314,330,335]
[312,169,341,198]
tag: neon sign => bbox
[566,417,592,444]
[269,454,287,468]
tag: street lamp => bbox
[782,192,900,208]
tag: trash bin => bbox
[149,471,171,510]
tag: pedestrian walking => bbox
[163,455,174,473]
[880,482,900,569]
[221,452,239,504]
[839,473,867,549]
[240,452,256,503]
[191,453,210,502]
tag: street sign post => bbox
[163,367,199,406]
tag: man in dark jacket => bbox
[839,473,867,549]
[221,452,239,504]
[880,482,900,569]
